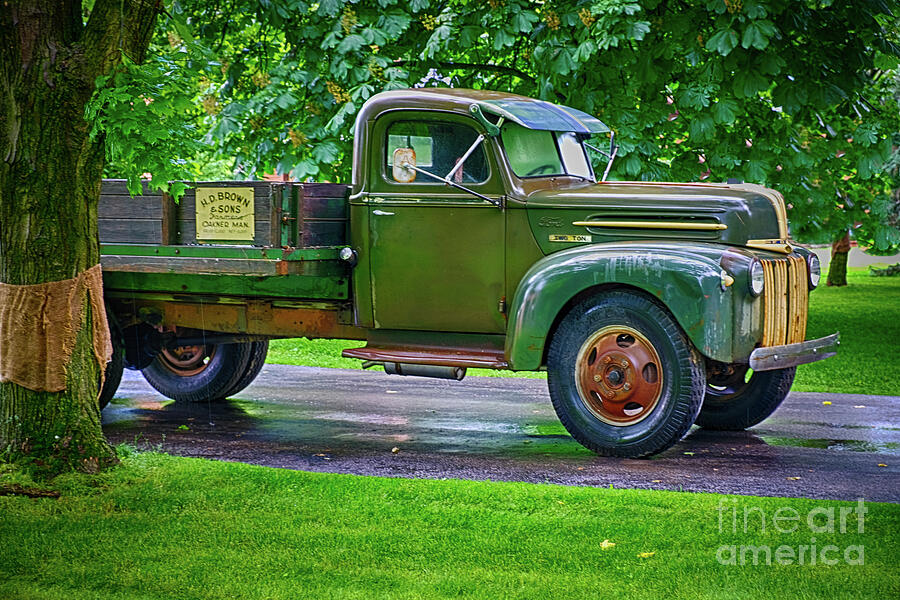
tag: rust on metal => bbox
[156,301,366,340]
[574,326,662,426]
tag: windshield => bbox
[500,122,594,180]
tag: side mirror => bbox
[392,148,416,183]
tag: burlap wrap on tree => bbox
[0,264,112,392]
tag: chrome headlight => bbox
[749,260,765,297]
[806,253,821,290]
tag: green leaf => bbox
[688,114,715,141]
[493,29,516,51]
[574,40,596,63]
[317,0,341,16]
[625,21,651,41]
[705,29,738,56]
[312,141,341,163]
[741,20,776,50]
[680,84,713,110]
[338,34,365,54]
[732,69,769,98]
[623,153,641,176]
[379,13,411,38]
[713,98,738,124]
[550,49,577,76]
[511,11,539,33]
[274,92,296,109]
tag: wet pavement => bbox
[103,365,900,502]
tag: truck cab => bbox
[99,88,839,458]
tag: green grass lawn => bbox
[267,267,900,395]
[1,451,897,600]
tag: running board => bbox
[342,345,508,369]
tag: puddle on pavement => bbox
[761,436,900,455]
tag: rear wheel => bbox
[141,338,255,403]
[547,291,705,458]
[220,340,269,399]
[696,365,795,430]
[98,337,124,410]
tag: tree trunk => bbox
[826,231,851,287]
[0,1,158,474]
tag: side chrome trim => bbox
[573,221,727,231]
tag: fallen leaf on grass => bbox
[637,552,655,558]
[599,539,616,550]
[391,447,400,454]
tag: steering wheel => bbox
[525,164,556,176]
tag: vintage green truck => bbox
[98,88,838,458]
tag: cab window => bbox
[386,121,489,184]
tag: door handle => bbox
[372,210,394,216]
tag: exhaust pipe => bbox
[382,362,466,381]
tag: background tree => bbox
[107,0,898,280]
[0,1,160,472]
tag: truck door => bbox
[366,113,506,333]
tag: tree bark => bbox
[826,231,851,287]
[0,0,159,473]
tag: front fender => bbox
[505,242,736,370]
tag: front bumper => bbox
[748,333,840,372]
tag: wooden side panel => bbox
[99,180,351,249]
[98,186,164,244]
[298,183,350,247]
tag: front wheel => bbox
[141,339,256,403]
[547,291,705,458]
[695,365,795,430]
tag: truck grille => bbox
[761,256,808,347]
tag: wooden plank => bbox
[301,220,347,247]
[302,196,348,219]
[97,194,163,219]
[98,219,161,244]
[300,183,351,198]
[160,192,178,245]
[101,180,157,195]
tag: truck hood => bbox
[523,180,789,254]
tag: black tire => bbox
[546,290,706,458]
[98,339,124,411]
[141,341,255,402]
[219,340,269,399]
[695,366,795,430]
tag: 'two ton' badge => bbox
[195,187,255,241]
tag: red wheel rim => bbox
[575,326,664,426]
[158,344,216,377]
